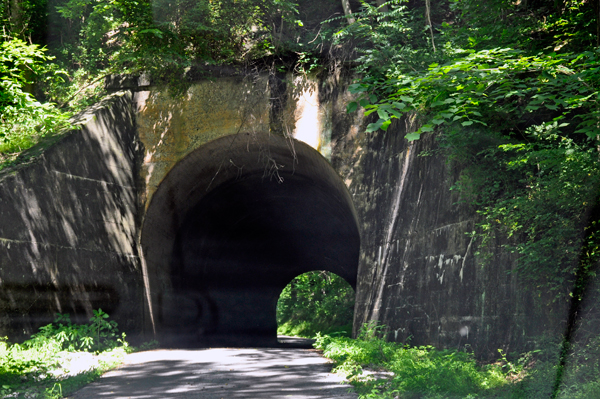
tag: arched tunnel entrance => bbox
[141,133,360,347]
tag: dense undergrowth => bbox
[316,323,600,399]
[0,309,140,399]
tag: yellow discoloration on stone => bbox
[135,77,270,209]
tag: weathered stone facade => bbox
[332,117,567,357]
[0,69,572,357]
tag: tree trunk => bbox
[425,0,436,52]
[8,0,23,36]
[341,0,355,24]
[595,0,599,46]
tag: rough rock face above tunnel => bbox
[134,76,271,211]
[134,73,337,213]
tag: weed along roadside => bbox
[314,323,600,399]
[0,310,141,399]
[0,298,598,397]
[0,304,358,399]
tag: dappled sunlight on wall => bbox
[0,92,142,340]
[281,75,333,160]
[290,77,320,150]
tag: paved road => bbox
[67,347,358,398]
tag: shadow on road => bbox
[67,346,356,399]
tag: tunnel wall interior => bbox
[141,133,360,347]
[0,92,143,341]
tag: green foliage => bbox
[0,35,71,155]
[327,0,434,74]
[2,0,308,159]
[558,334,600,397]
[0,0,49,44]
[443,0,599,53]
[28,309,125,353]
[347,48,600,141]
[316,323,600,398]
[340,0,600,308]
[0,309,128,399]
[46,0,300,78]
[439,126,600,301]
[276,271,355,338]
[315,323,510,398]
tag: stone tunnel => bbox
[141,133,360,346]
[0,69,594,367]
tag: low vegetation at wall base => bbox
[0,309,130,399]
[315,323,600,399]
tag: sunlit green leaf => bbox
[377,109,389,120]
[405,132,421,141]
[366,119,385,132]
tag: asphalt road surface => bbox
[67,345,358,398]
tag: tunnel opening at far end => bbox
[277,271,355,341]
[141,133,360,348]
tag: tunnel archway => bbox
[141,132,360,347]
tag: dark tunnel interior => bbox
[159,171,360,347]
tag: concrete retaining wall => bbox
[0,92,143,340]
[330,116,567,357]
[0,70,572,356]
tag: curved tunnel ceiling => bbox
[141,133,360,346]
